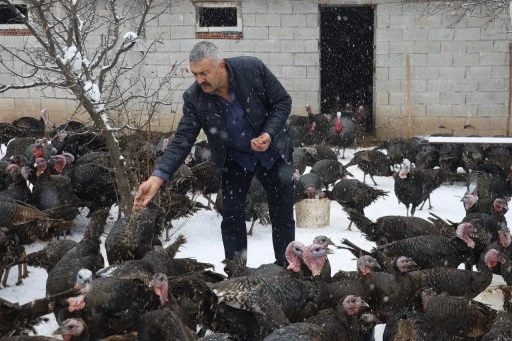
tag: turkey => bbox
[1,137,37,162]
[406,248,505,299]
[200,245,333,339]
[11,112,49,138]
[189,160,218,209]
[46,208,108,297]
[105,206,165,264]
[463,165,511,215]
[304,295,370,341]
[137,272,201,340]
[382,310,440,341]
[323,111,357,159]
[287,114,313,147]
[0,230,27,288]
[374,137,426,167]
[310,159,354,189]
[13,239,78,273]
[461,142,485,172]
[152,188,207,241]
[417,167,446,211]
[438,142,463,175]
[0,198,74,243]
[363,256,424,323]
[293,172,326,202]
[262,322,329,341]
[0,287,82,337]
[413,143,439,170]
[64,268,161,340]
[69,158,119,215]
[0,165,32,203]
[326,179,388,230]
[24,138,56,166]
[328,255,382,305]
[344,209,453,245]
[98,234,216,281]
[421,288,497,339]
[31,157,80,222]
[344,149,392,186]
[340,222,477,271]
[477,229,512,286]
[393,159,440,216]
[292,146,307,176]
[482,310,512,341]
[50,130,107,158]
[245,176,270,236]
[222,240,305,279]
[301,145,338,167]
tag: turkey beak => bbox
[358,299,370,308]
[325,247,335,255]
[344,170,354,178]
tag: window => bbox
[0,3,27,25]
[0,2,30,36]
[194,1,242,39]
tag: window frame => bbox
[194,1,242,34]
[0,1,29,30]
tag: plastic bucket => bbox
[295,199,331,228]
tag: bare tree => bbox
[402,0,512,30]
[0,0,184,214]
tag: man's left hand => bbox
[251,133,271,152]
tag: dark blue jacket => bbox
[154,56,293,184]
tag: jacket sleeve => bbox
[153,96,201,181]
[259,62,292,140]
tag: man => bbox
[134,41,295,266]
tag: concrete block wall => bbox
[375,2,512,139]
[0,0,510,140]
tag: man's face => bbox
[190,57,225,94]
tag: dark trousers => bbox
[220,157,295,265]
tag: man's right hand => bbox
[134,176,165,208]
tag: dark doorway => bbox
[320,6,375,133]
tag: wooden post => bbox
[507,43,512,137]
[406,55,412,138]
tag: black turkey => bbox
[301,145,338,167]
[323,111,357,159]
[406,248,505,299]
[0,165,32,203]
[383,310,440,341]
[222,240,305,278]
[327,179,388,230]
[344,149,392,186]
[304,295,370,341]
[340,222,477,271]
[293,172,326,202]
[64,268,160,340]
[69,160,119,215]
[14,239,78,273]
[46,208,108,297]
[262,322,329,340]
[421,288,497,339]
[32,157,80,222]
[344,209,452,245]
[393,159,436,216]
[310,159,353,189]
[245,176,270,236]
[105,206,165,264]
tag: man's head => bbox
[189,41,227,94]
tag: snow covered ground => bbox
[1,144,509,339]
